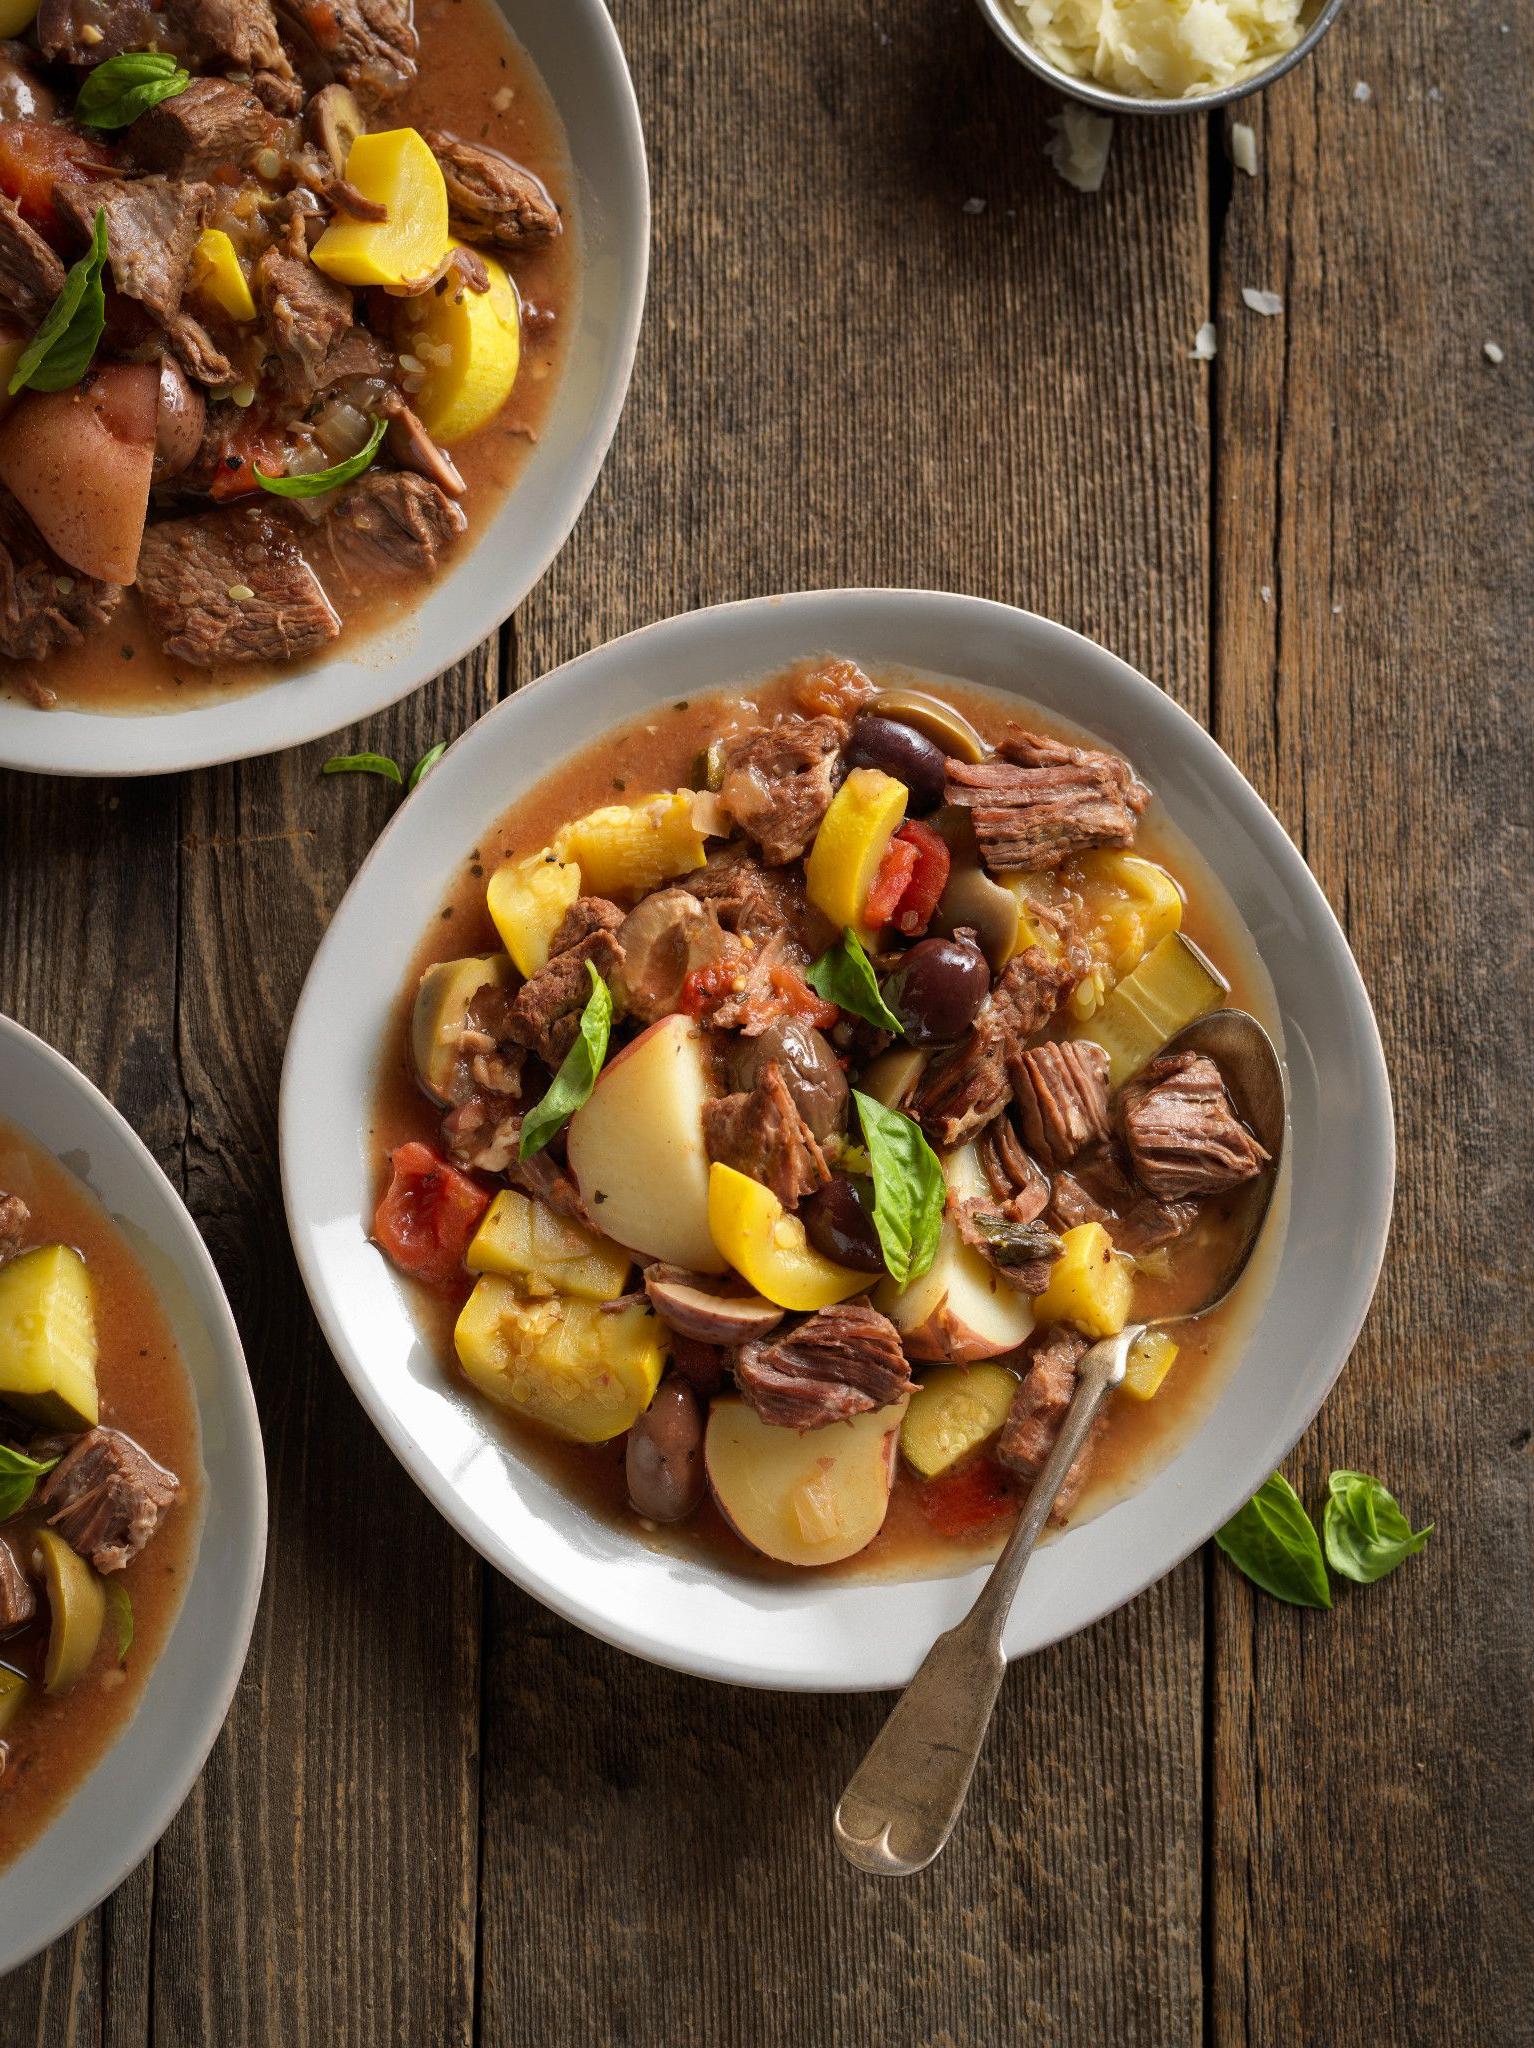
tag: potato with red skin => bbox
[374,1141,490,1288]
[0,365,158,584]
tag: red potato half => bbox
[566,1013,724,1272]
[704,1394,907,1567]
[0,364,158,584]
[875,1144,1036,1361]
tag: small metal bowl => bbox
[974,0,1344,115]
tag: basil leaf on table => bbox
[851,1089,944,1289]
[255,416,386,498]
[1214,1471,1332,1608]
[8,208,109,395]
[807,929,903,1034]
[105,1580,135,1665]
[74,51,190,129]
[321,752,403,785]
[1323,1469,1432,1584]
[408,741,447,791]
[519,965,613,1160]
[0,1441,58,1522]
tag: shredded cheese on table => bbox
[1011,0,1305,100]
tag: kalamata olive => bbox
[885,935,991,1045]
[802,1177,885,1273]
[729,1017,848,1140]
[625,1378,705,1523]
[845,714,947,816]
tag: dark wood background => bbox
[3,0,1530,2039]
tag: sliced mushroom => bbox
[307,82,367,176]
[152,355,206,484]
[933,860,1021,971]
[871,688,990,764]
[644,1266,784,1345]
[384,398,466,497]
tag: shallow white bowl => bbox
[280,590,1393,1692]
[0,1014,267,1971]
[0,0,649,779]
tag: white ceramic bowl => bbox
[0,1015,267,1972]
[0,0,649,779]
[280,590,1393,1692]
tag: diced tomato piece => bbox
[863,835,920,930]
[0,123,114,236]
[206,419,285,502]
[679,958,838,1033]
[373,1141,489,1288]
[889,820,951,937]
[918,1457,1017,1538]
[678,958,740,1019]
[766,960,839,1031]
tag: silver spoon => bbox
[833,1008,1287,1877]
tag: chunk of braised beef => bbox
[907,948,1070,1150]
[0,486,122,664]
[679,843,829,955]
[996,1325,1100,1522]
[38,1427,179,1574]
[702,1059,831,1210]
[977,1115,1051,1224]
[126,76,274,174]
[1044,1145,1195,1255]
[324,472,467,582]
[1013,1039,1112,1169]
[507,924,625,1069]
[54,177,231,386]
[716,714,844,866]
[135,508,341,665]
[256,214,357,402]
[945,728,1149,872]
[734,1301,910,1431]
[1118,1051,1269,1199]
[549,896,625,953]
[440,1092,521,1175]
[0,1536,35,1634]
[273,0,417,104]
[35,0,157,67]
[0,1192,28,1264]
[422,129,562,250]
[162,0,303,112]
[0,192,66,324]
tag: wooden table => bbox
[4,1,1530,2039]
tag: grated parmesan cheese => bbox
[1230,121,1258,175]
[1046,103,1113,192]
[1191,322,1217,360]
[1011,0,1304,100]
[1242,286,1283,316]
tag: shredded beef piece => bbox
[977,1115,1051,1224]
[703,1061,831,1210]
[256,215,357,401]
[551,896,625,953]
[946,728,1150,872]
[274,0,417,103]
[907,950,1069,1149]
[717,715,844,866]
[422,129,561,250]
[679,844,829,954]
[997,946,1076,1038]
[324,473,467,582]
[0,193,65,323]
[54,178,231,385]
[734,1301,910,1431]
[127,76,273,173]
[0,487,121,663]
[951,1204,1061,1294]
[996,1325,1100,1521]
[1118,1051,1269,1199]
[0,1192,28,1263]
[381,393,464,498]
[136,508,340,666]
[1013,1039,1112,1168]
[507,1145,590,1226]
[440,1093,521,1174]
[616,889,735,1021]
[0,1537,34,1634]
[508,927,625,1068]
[38,1427,179,1574]
[36,0,157,66]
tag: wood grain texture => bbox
[2,0,1530,2038]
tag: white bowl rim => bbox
[0,1012,268,1972]
[280,587,1395,1692]
[0,0,650,780]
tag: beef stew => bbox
[370,663,1278,1578]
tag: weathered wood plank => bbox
[482,4,1212,2044]
[1209,3,1534,2041]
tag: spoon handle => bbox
[832,1328,1136,1876]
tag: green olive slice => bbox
[869,688,990,764]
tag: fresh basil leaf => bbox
[75,50,190,129]
[851,1089,944,1289]
[255,416,386,499]
[105,1580,135,1665]
[1215,1471,1331,1608]
[0,1441,58,1522]
[8,208,109,395]
[519,964,613,1160]
[807,928,902,1034]
[322,752,403,784]
[408,741,447,792]
[1323,1469,1432,1585]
